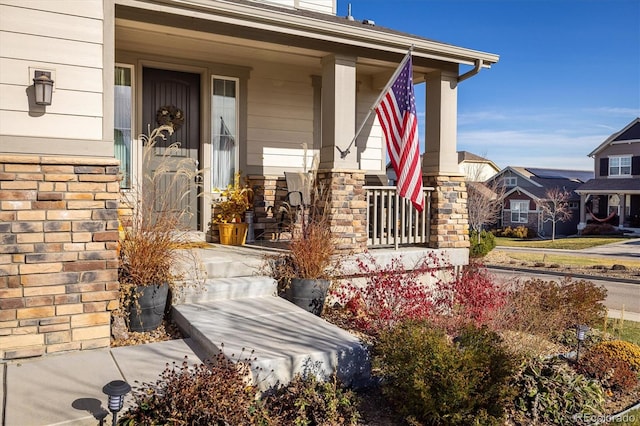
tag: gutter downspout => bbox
[458,59,483,83]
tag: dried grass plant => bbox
[118,125,205,313]
[263,145,340,285]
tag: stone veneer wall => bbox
[0,155,120,360]
[316,169,367,254]
[425,175,470,249]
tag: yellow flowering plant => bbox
[212,173,253,223]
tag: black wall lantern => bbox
[33,70,54,106]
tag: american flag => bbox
[375,55,424,211]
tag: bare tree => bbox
[540,187,572,241]
[467,179,505,244]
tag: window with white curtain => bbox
[211,77,238,190]
[114,65,133,188]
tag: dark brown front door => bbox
[142,67,200,230]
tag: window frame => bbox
[609,155,632,177]
[510,200,529,223]
[503,176,517,187]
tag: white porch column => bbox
[423,70,460,175]
[619,193,627,228]
[577,193,587,232]
[319,54,358,169]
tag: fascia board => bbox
[116,0,499,67]
[588,118,640,157]
[503,186,541,202]
[575,189,640,195]
[500,166,543,188]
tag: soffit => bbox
[115,0,498,73]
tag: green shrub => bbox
[511,356,605,426]
[263,373,361,426]
[374,321,518,425]
[470,230,496,257]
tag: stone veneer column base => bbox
[0,155,120,360]
[316,169,367,254]
[425,174,470,249]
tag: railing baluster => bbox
[364,186,433,249]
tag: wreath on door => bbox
[156,105,185,131]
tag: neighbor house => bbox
[0,0,498,359]
[576,118,640,232]
[488,167,593,237]
[387,151,499,184]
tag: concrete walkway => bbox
[2,338,207,425]
[1,246,369,426]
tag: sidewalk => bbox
[1,338,207,426]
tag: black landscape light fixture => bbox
[575,324,589,362]
[103,379,131,426]
[33,70,54,106]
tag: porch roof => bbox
[116,0,499,72]
[576,178,640,194]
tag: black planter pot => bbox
[284,278,330,316]
[128,283,169,332]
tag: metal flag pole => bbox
[336,46,415,159]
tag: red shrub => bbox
[450,262,506,326]
[331,254,504,335]
[332,253,438,333]
[577,349,638,393]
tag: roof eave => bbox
[588,117,640,157]
[116,0,500,67]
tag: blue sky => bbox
[337,0,640,171]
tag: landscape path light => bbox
[576,324,589,362]
[103,379,131,426]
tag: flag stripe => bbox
[374,55,424,211]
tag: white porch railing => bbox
[364,186,433,249]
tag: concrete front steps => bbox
[172,249,370,390]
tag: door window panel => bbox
[212,77,238,189]
[115,65,133,188]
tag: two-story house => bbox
[488,167,593,237]
[576,118,640,232]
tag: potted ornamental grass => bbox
[212,172,253,245]
[117,124,204,333]
[267,178,339,316]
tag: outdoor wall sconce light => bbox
[33,70,54,106]
[575,324,589,362]
[103,379,131,426]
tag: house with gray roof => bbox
[576,118,640,232]
[488,166,593,237]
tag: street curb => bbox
[486,264,640,285]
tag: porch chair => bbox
[276,171,312,240]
